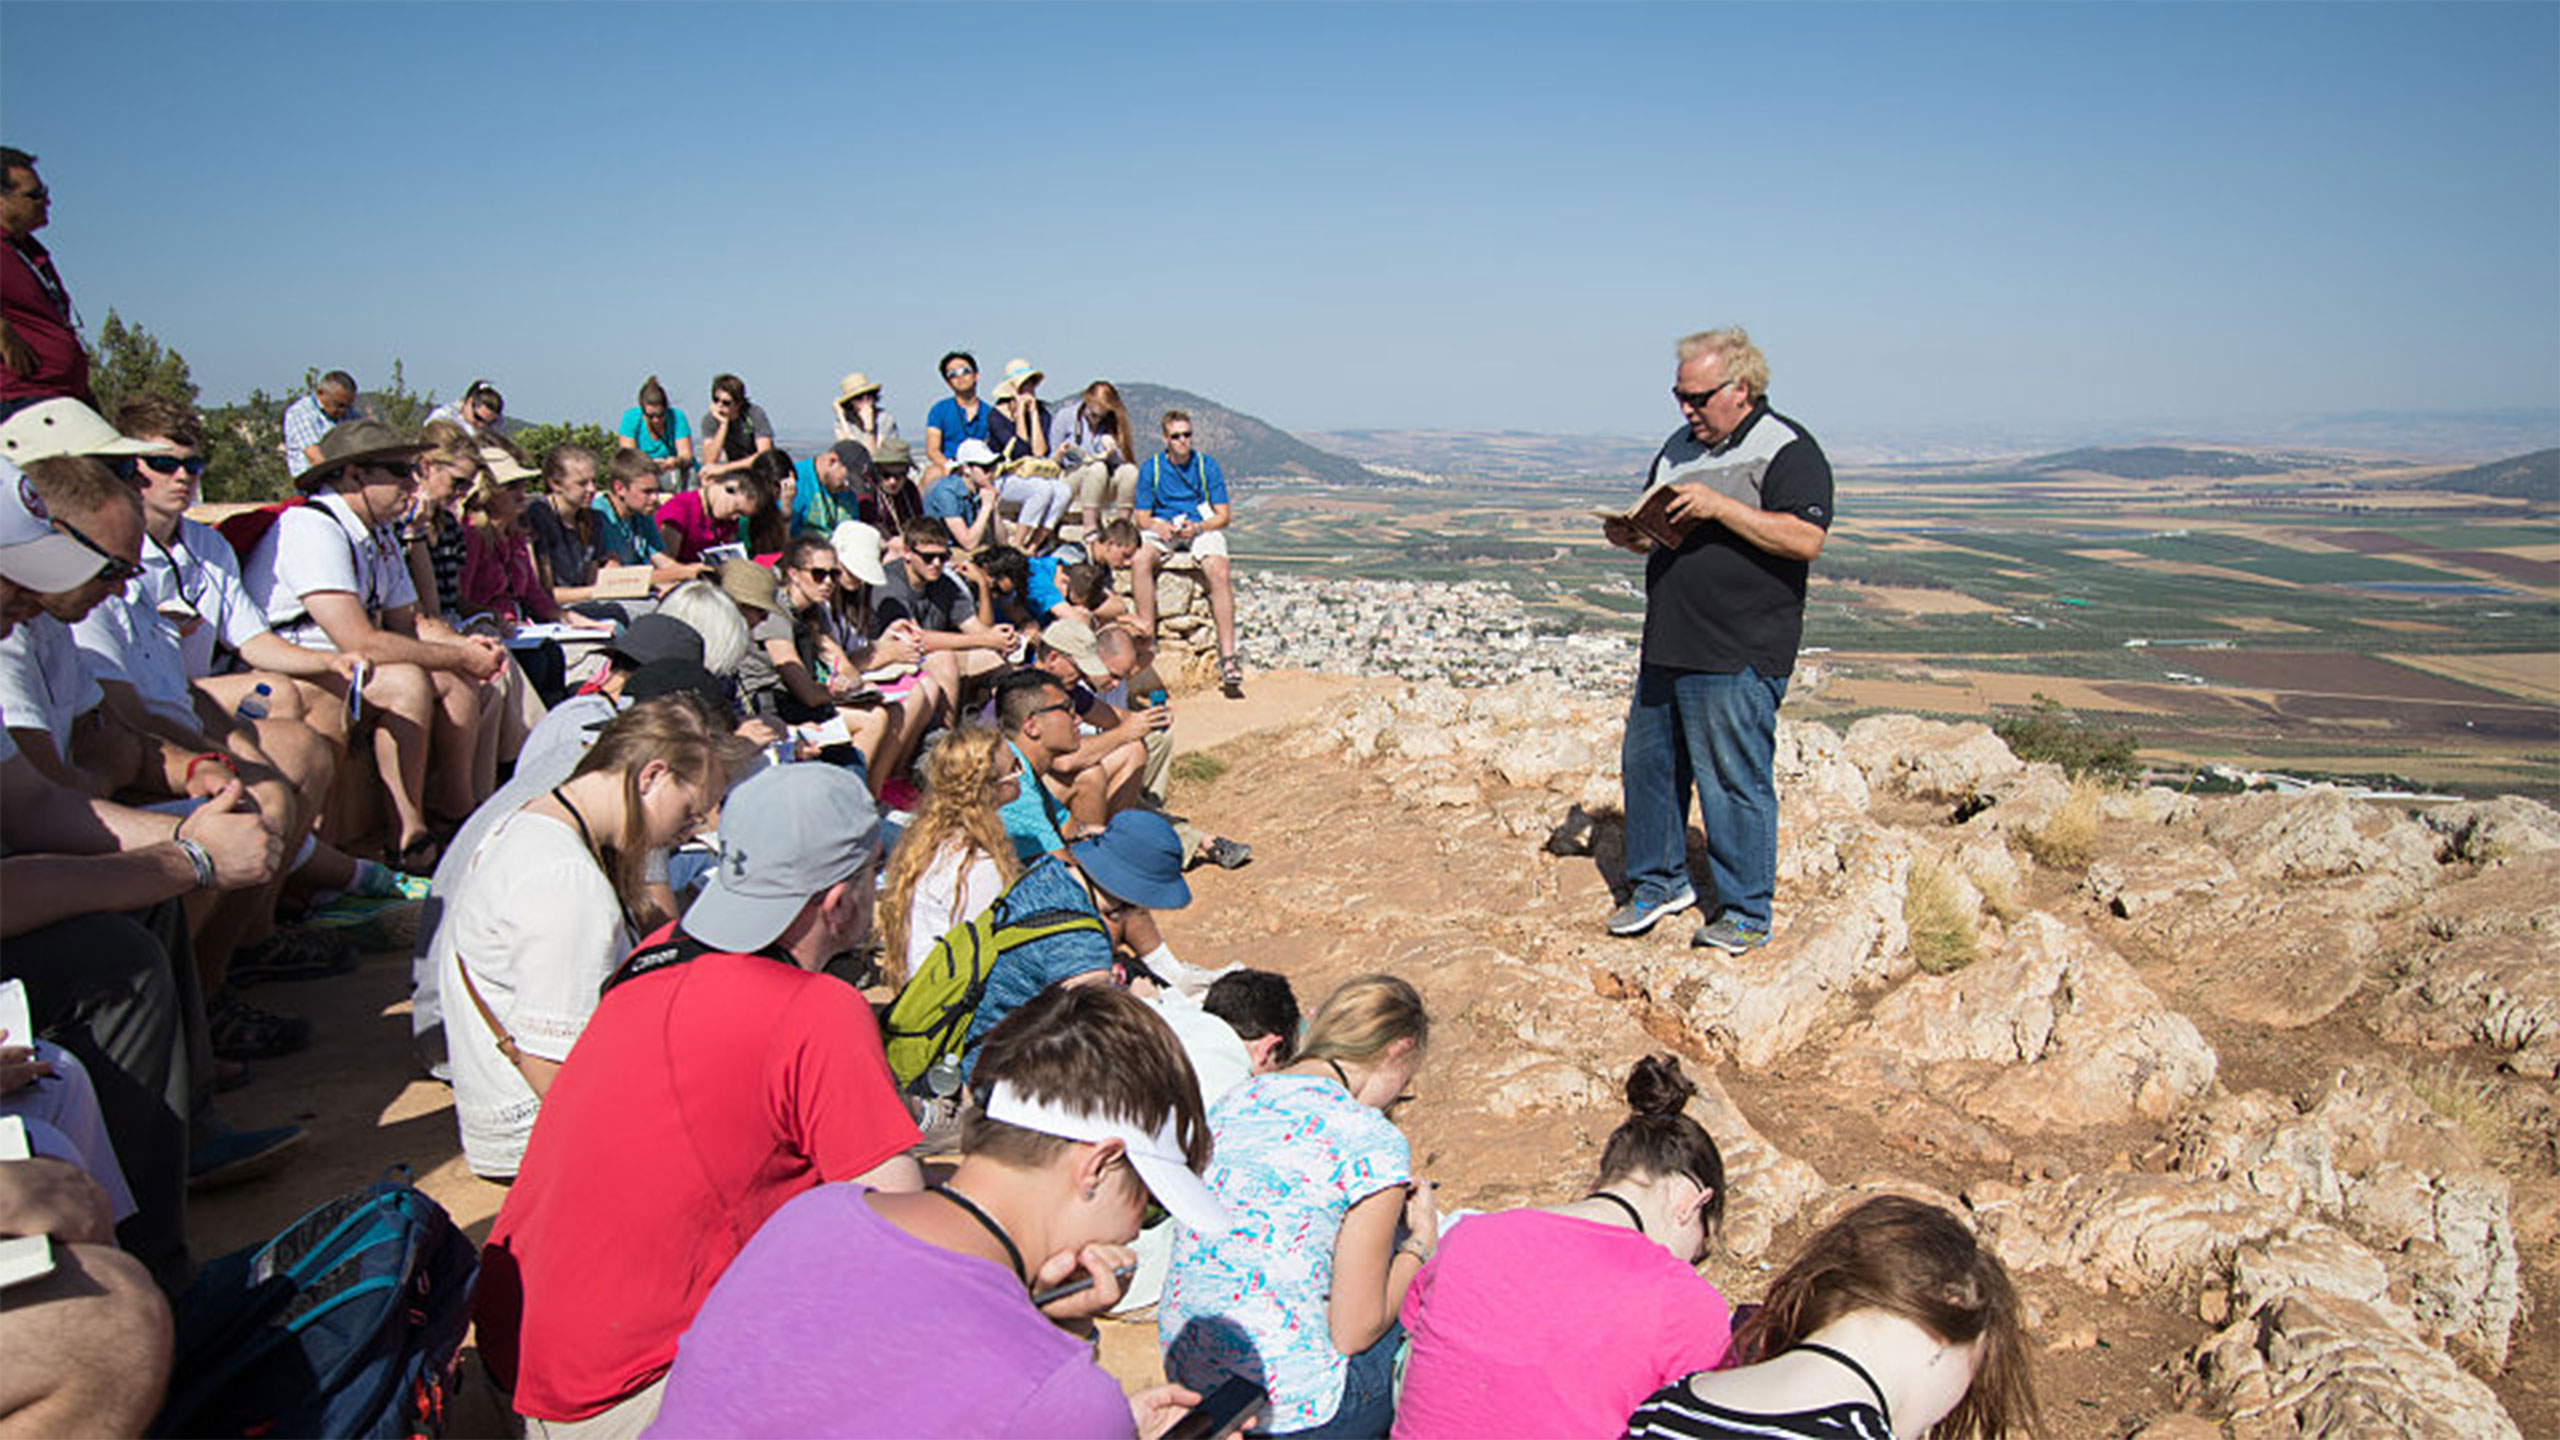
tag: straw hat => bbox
[1001,357,1044,392]
[464,443,538,509]
[717,556,781,614]
[836,372,882,406]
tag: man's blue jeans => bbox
[1619,663,1787,930]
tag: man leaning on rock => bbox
[1603,327,1832,953]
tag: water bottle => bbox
[233,682,273,721]
[925,1052,964,1100]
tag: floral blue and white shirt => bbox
[1161,1073,1411,1432]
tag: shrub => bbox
[509,421,621,479]
[2020,777,2105,870]
[1994,695,2139,783]
[1170,751,1230,788]
[1904,854,1980,975]
[2406,1059,2512,1159]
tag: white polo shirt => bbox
[0,613,103,760]
[240,491,417,651]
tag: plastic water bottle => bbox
[233,682,274,721]
[925,1053,964,1100]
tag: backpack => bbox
[215,497,304,560]
[880,883,1108,1092]
[151,1169,478,1439]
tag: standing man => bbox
[1604,328,1832,953]
[0,147,89,416]
[282,371,359,479]
[1131,410,1241,693]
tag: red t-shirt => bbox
[0,235,90,406]
[473,926,921,1421]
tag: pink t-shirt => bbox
[1394,1209,1732,1439]
[652,488,740,564]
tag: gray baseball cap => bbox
[682,763,881,953]
[0,456,103,592]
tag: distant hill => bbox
[2413,448,2560,502]
[1109,383,1385,487]
[1305,428,1663,483]
[2023,446,2288,480]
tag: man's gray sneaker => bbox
[1606,886,1697,937]
[1692,915,1771,953]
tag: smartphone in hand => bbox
[1163,1378,1268,1440]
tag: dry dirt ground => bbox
[188,671,2556,1437]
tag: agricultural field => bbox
[1227,459,2558,799]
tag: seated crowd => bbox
[0,359,2035,1438]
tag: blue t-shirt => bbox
[618,406,692,463]
[1025,555,1069,619]
[923,474,983,524]
[1137,453,1228,520]
[791,458,865,540]
[591,496,667,566]
[925,396,993,459]
[961,853,1112,1068]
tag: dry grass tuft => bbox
[1170,751,1231,788]
[2407,1059,2514,1159]
[2020,777,2107,871]
[1905,854,1981,975]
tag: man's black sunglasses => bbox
[55,515,143,585]
[1673,380,1734,410]
[118,453,208,480]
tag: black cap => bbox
[620,659,730,716]
[827,440,872,477]
[605,613,705,671]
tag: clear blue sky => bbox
[5,2,2554,450]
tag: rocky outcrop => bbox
[2190,1291,2522,1440]
[2377,853,2560,1075]
[1838,912,2218,1133]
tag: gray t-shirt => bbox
[736,610,794,717]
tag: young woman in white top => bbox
[435,695,749,1179]
[877,725,1021,985]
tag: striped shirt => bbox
[1624,1383,1891,1440]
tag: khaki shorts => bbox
[1143,527,1228,559]
[1068,460,1138,511]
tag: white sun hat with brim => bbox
[0,397,170,465]
[0,456,106,592]
[953,438,1001,469]
[982,1079,1230,1235]
[829,519,890,588]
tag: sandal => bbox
[227,926,359,987]
[208,989,313,1062]
[1219,654,1244,692]
[1190,836,1254,871]
[389,832,446,878]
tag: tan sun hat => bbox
[0,397,173,465]
[293,418,431,493]
[990,375,1018,402]
[1001,357,1044,392]
[718,556,781,614]
[837,371,882,405]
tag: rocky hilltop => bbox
[1155,679,2560,1438]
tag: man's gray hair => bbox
[1676,328,1770,400]
[318,370,358,398]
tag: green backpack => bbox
[880,896,1108,1092]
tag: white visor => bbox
[984,1081,1229,1235]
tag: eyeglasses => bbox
[1164,431,1192,441]
[911,550,950,566]
[801,566,838,581]
[1030,701,1073,721]
[357,462,418,488]
[119,453,207,480]
[1673,380,1734,410]
[944,365,975,380]
[54,515,142,585]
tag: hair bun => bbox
[1624,1053,1696,1118]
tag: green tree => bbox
[1993,695,2141,784]
[359,358,436,432]
[200,388,291,503]
[85,310,198,421]
[506,420,620,479]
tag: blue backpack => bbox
[152,1169,478,1439]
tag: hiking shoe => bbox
[1692,915,1772,954]
[299,892,419,953]
[208,990,313,1062]
[347,860,430,901]
[1190,836,1253,871]
[227,926,359,986]
[1219,653,1245,696]
[188,1123,306,1192]
[1606,885,1696,937]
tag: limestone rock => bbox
[2085,840,2238,919]
[1608,830,1913,1070]
[2203,787,2440,909]
[2189,1291,2521,1440]
[2420,793,2560,863]
[2379,931,2560,1077]
[1841,714,2023,803]
[2170,1067,2523,1364]
[1842,912,2217,1131]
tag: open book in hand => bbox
[1592,484,1697,552]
